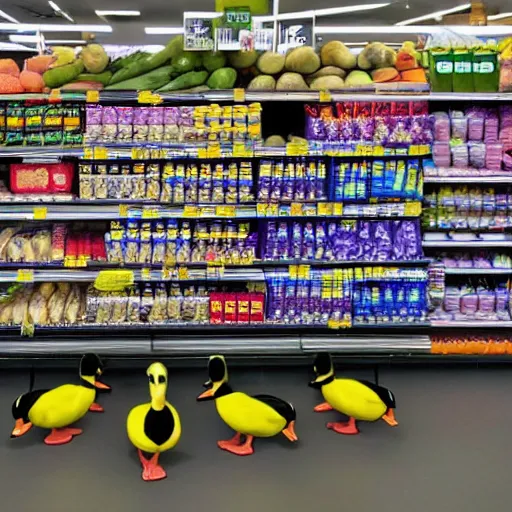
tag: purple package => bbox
[484,109,499,143]
[358,221,375,261]
[334,221,359,261]
[354,116,374,142]
[443,286,461,318]
[301,222,315,260]
[101,106,118,143]
[373,221,393,261]
[466,107,485,142]
[469,142,486,169]
[388,116,412,146]
[308,272,323,324]
[485,143,503,171]
[325,119,340,142]
[451,143,469,169]
[85,105,102,143]
[373,116,390,145]
[270,161,283,201]
[148,107,164,143]
[276,222,290,260]
[393,220,422,260]
[262,221,277,260]
[338,117,353,142]
[116,106,134,143]
[133,107,150,142]
[163,107,180,141]
[306,117,326,141]
[433,111,450,142]
[283,277,297,323]
[266,272,285,322]
[315,222,327,260]
[450,111,468,142]
[495,286,510,320]
[409,115,434,145]
[458,286,479,318]
[433,142,451,168]
[291,222,302,260]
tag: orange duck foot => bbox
[218,434,254,456]
[89,403,104,413]
[314,402,334,412]
[44,427,83,445]
[382,409,399,427]
[327,418,359,435]
[138,451,167,482]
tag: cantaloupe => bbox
[400,68,427,83]
[0,59,20,77]
[396,51,418,71]
[371,67,399,83]
[25,55,56,74]
[19,70,45,93]
[0,74,24,93]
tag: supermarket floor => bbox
[0,364,510,512]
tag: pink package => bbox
[450,111,468,142]
[433,142,451,168]
[451,143,469,168]
[466,107,485,142]
[434,112,450,142]
[485,143,503,171]
[469,142,486,169]
[484,109,499,143]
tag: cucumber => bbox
[42,60,85,89]
[75,71,112,86]
[156,71,209,92]
[105,65,174,91]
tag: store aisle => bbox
[0,365,511,512]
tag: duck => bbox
[309,352,398,435]
[11,353,109,445]
[197,355,298,456]
[126,362,181,481]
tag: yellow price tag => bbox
[319,90,332,103]
[119,204,129,218]
[289,265,298,279]
[404,201,422,216]
[131,148,141,160]
[298,265,310,279]
[178,267,190,280]
[233,142,246,157]
[183,205,198,217]
[142,207,159,219]
[198,148,208,159]
[216,205,236,217]
[94,147,108,160]
[317,203,333,216]
[373,145,385,156]
[94,270,134,292]
[327,318,341,329]
[17,269,34,283]
[83,147,94,160]
[162,267,172,280]
[208,142,221,158]
[256,203,267,216]
[333,203,344,216]
[290,203,304,216]
[141,268,151,281]
[233,88,246,102]
[86,90,100,103]
[49,88,61,102]
[267,203,279,217]
[33,207,47,220]
[138,90,163,105]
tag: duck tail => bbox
[282,420,298,442]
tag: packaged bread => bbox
[65,284,81,324]
[31,230,52,262]
[28,291,49,325]
[48,287,68,324]
[39,282,56,300]
[0,302,13,325]
[0,227,20,259]
[12,289,30,324]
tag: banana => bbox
[50,46,76,67]
[498,37,512,54]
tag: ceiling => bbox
[2,0,510,44]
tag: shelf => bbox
[444,268,512,275]
[424,175,512,184]
[423,240,512,248]
[431,321,512,328]
[0,201,422,221]
[2,90,512,103]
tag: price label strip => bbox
[17,269,34,282]
[94,270,134,292]
[33,207,47,220]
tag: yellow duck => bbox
[309,353,398,435]
[11,353,108,445]
[127,362,181,482]
[197,355,298,456]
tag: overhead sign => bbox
[184,13,215,50]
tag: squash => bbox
[396,51,418,71]
[400,68,427,83]
[371,67,399,83]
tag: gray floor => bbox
[1,365,511,511]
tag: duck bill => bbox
[282,420,298,442]
[197,387,215,401]
[94,380,111,390]
[308,378,323,389]
[11,419,32,438]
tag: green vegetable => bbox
[157,70,209,92]
[171,52,202,75]
[43,60,84,88]
[202,51,227,72]
[206,67,237,89]
[75,71,113,86]
[110,35,183,85]
[110,51,149,73]
[105,65,174,91]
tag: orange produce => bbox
[19,70,45,93]
[25,55,56,74]
[0,59,20,77]
[0,74,24,93]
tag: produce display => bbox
[265,267,428,326]
[435,251,512,269]
[431,335,512,354]
[426,106,512,176]
[430,281,511,322]
[85,103,262,144]
[423,185,512,230]
[261,220,422,262]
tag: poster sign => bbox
[278,20,313,54]
[216,7,255,51]
[184,14,215,50]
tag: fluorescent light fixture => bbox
[46,39,86,44]
[396,3,471,25]
[0,23,112,32]
[184,11,223,18]
[488,12,512,21]
[145,27,184,34]
[95,10,141,16]
[0,9,19,24]
[316,24,512,36]
[9,34,39,43]
[49,1,74,23]
[0,42,38,52]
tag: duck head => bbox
[148,362,168,411]
[80,353,110,390]
[309,352,335,389]
[11,394,34,438]
[197,355,233,401]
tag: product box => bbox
[10,163,74,194]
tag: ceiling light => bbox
[315,24,512,36]
[488,12,512,21]
[144,27,184,35]
[0,9,19,24]
[0,42,38,52]
[95,10,141,16]
[46,39,86,44]
[0,23,112,32]
[48,1,74,23]
[9,34,39,43]
[396,3,471,26]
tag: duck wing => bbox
[357,380,396,409]
[144,406,175,446]
[12,389,50,418]
[252,394,296,424]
